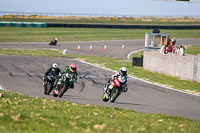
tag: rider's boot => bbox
[43,82,47,94]
[70,83,74,89]
[55,83,61,94]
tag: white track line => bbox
[127,49,145,59]
[76,59,200,97]
[0,84,4,90]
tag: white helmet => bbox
[52,63,58,70]
[120,67,127,76]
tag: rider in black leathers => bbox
[49,37,58,45]
[43,63,60,94]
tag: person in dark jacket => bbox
[43,63,60,94]
[49,37,58,45]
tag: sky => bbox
[1,0,200,17]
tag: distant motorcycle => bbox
[53,73,74,98]
[44,72,57,95]
[49,38,57,45]
[102,76,127,103]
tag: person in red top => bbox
[165,45,172,53]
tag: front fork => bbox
[104,84,113,95]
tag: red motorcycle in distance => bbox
[102,76,126,103]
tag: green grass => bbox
[0,27,200,42]
[1,90,200,133]
[185,45,200,55]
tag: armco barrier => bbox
[1,21,200,29]
[0,21,47,28]
[143,51,200,82]
[47,23,200,30]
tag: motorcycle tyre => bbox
[102,93,109,102]
[58,84,68,98]
[110,87,120,103]
[53,89,58,97]
[44,83,47,95]
[46,82,53,95]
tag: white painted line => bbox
[0,84,4,90]
[76,59,200,97]
[127,49,145,59]
[63,49,67,55]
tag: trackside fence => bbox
[1,21,200,30]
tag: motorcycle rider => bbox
[49,37,58,45]
[104,67,128,95]
[54,64,78,93]
[43,63,61,94]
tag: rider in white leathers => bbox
[104,67,128,95]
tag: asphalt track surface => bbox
[0,39,200,121]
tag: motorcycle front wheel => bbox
[102,93,109,102]
[110,87,120,103]
[58,83,68,98]
[46,82,53,95]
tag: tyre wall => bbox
[1,21,200,29]
[0,21,47,28]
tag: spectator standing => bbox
[159,45,166,54]
[165,45,172,54]
[179,44,186,56]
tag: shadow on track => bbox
[114,102,149,106]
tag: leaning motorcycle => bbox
[53,73,73,98]
[49,39,57,45]
[102,76,127,103]
[44,72,56,95]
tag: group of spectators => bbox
[159,38,187,56]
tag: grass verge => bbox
[1,90,200,133]
[1,27,200,42]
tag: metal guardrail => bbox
[47,23,200,30]
[1,21,199,29]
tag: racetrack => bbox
[0,39,200,121]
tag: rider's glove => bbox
[72,79,77,83]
